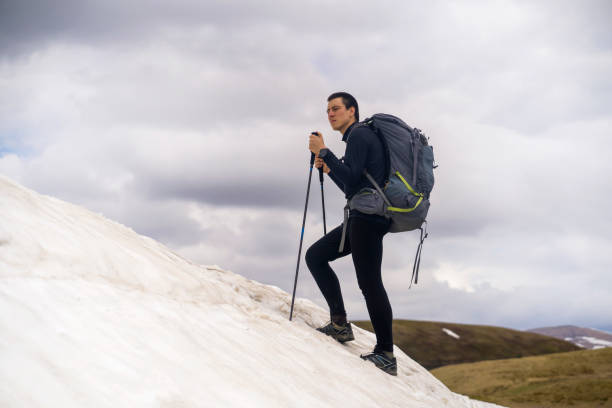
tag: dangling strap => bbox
[338,204,350,253]
[410,222,428,288]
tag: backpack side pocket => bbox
[348,188,385,216]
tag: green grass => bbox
[352,319,579,369]
[430,348,612,408]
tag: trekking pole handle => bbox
[310,132,325,182]
[311,132,326,234]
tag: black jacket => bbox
[319,122,389,224]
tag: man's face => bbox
[327,97,355,132]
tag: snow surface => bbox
[442,328,461,340]
[566,337,587,348]
[563,335,612,349]
[0,175,502,408]
[580,337,612,349]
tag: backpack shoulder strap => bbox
[364,118,391,184]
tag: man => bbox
[306,92,397,376]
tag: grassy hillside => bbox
[430,348,612,408]
[352,319,579,369]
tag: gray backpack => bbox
[345,113,436,285]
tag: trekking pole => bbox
[289,152,316,321]
[319,167,327,235]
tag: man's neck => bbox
[340,119,357,136]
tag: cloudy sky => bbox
[1,0,611,331]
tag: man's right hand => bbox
[315,156,330,174]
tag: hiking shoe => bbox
[316,321,355,343]
[360,352,397,376]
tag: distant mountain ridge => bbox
[528,325,612,349]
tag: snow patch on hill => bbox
[578,337,612,349]
[443,328,461,339]
[530,325,612,350]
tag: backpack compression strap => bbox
[363,171,391,206]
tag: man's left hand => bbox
[309,132,326,155]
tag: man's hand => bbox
[315,156,330,174]
[309,132,326,155]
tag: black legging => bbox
[305,216,393,352]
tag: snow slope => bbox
[0,175,502,408]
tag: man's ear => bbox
[349,106,355,119]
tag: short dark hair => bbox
[327,92,359,122]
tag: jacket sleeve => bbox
[327,166,345,191]
[321,129,369,190]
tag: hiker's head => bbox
[327,92,358,134]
